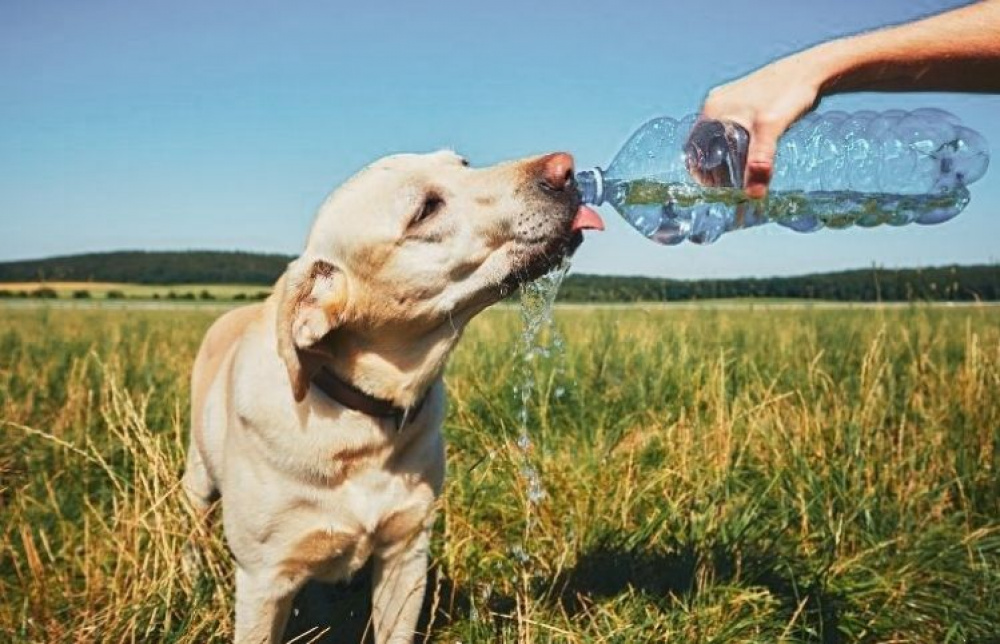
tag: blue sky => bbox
[1,0,997,278]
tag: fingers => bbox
[744,125,779,199]
[699,95,782,198]
[698,64,822,198]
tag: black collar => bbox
[311,366,428,431]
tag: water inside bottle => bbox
[611,178,972,244]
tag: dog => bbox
[182,150,604,643]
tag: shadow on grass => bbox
[556,538,846,644]
[282,571,373,644]
[282,540,845,644]
[282,562,483,644]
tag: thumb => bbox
[743,122,782,199]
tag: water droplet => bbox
[509,545,530,564]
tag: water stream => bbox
[515,257,572,503]
[508,258,573,636]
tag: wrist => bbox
[799,38,863,96]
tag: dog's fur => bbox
[182,150,585,643]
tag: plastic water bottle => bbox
[575,109,990,245]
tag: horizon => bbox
[1,248,996,284]
[2,0,999,279]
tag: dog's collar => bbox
[311,366,428,431]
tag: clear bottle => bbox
[575,109,990,245]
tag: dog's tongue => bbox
[571,205,605,232]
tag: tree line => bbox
[0,251,293,285]
[0,251,997,302]
[558,264,1000,302]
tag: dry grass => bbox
[0,282,269,299]
[1,303,999,643]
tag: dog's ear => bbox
[276,256,347,402]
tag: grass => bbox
[1,303,999,643]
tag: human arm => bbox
[700,0,1000,198]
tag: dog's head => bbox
[276,150,603,401]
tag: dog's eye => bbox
[412,194,445,226]
[460,158,469,167]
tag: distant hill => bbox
[0,251,998,302]
[0,251,294,285]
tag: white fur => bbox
[182,150,581,643]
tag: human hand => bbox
[699,55,825,198]
[699,1,1000,197]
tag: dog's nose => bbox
[538,152,575,192]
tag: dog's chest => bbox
[231,368,445,582]
[284,467,436,583]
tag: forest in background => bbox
[1,250,998,302]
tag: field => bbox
[2,302,999,643]
[0,282,270,301]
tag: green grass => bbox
[2,304,999,643]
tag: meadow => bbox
[1,302,999,643]
[0,282,270,301]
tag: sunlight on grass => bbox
[1,305,998,642]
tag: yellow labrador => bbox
[182,150,603,644]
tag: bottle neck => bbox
[575,168,605,206]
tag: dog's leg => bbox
[234,566,297,644]
[182,443,218,515]
[181,444,218,576]
[371,529,430,644]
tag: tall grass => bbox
[1,304,998,643]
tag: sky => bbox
[1,0,997,279]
